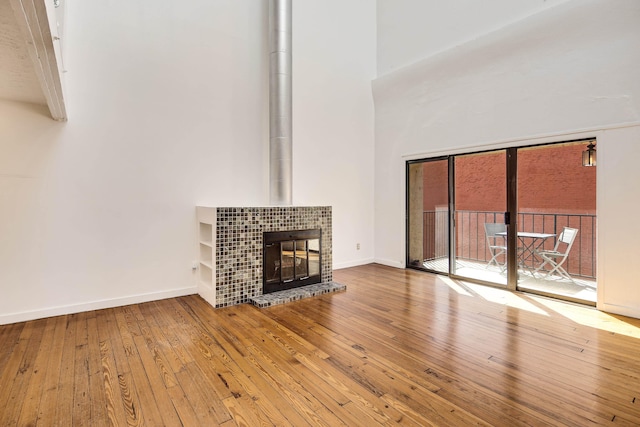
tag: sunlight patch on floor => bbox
[437,276,473,296]
[461,281,550,316]
[531,296,640,339]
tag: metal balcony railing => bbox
[422,210,597,279]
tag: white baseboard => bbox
[598,302,640,320]
[0,286,198,325]
[373,258,405,269]
[333,258,375,270]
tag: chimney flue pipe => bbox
[269,0,292,205]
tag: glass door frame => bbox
[405,156,452,275]
[450,148,513,289]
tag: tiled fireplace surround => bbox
[196,206,332,308]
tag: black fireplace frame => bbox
[263,229,322,294]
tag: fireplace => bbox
[263,229,321,294]
[195,206,332,307]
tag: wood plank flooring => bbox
[1,263,640,426]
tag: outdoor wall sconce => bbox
[582,142,596,167]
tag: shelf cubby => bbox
[196,206,217,307]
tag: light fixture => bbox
[582,141,596,167]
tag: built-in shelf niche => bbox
[196,208,216,306]
[199,243,212,268]
[199,222,212,245]
[199,261,212,284]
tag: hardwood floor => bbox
[1,264,640,426]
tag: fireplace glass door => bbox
[281,240,306,281]
[264,229,321,293]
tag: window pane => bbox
[407,159,449,273]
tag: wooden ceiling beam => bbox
[9,0,66,121]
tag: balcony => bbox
[419,210,597,303]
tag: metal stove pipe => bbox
[269,0,292,205]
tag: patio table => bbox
[496,231,556,272]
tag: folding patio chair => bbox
[484,223,507,271]
[534,227,578,281]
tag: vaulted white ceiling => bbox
[0,0,66,120]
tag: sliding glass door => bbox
[406,151,509,286]
[406,140,597,304]
[453,150,508,286]
[516,142,597,303]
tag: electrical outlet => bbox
[192,261,198,270]
[356,243,360,250]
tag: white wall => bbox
[0,0,376,324]
[293,0,376,268]
[373,0,640,317]
[597,126,640,318]
[377,0,569,76]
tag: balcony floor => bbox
[422,258,597,303]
